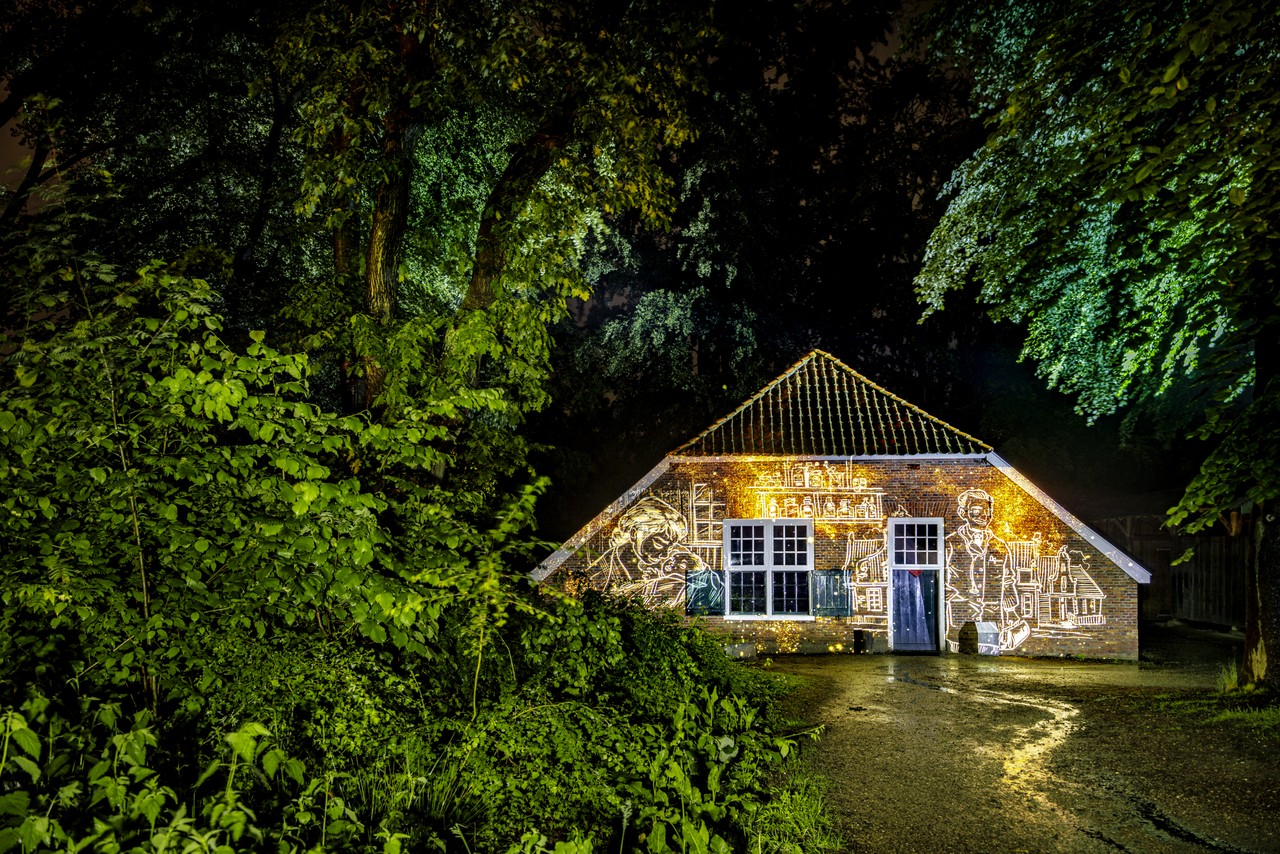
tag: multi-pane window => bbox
[772,571,810,614]
[729,567,767,614]
[772,524,808,566]
[724,520,812,616]
[728,524,766,566]
[889,519,943,569]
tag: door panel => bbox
[892,569,939,651]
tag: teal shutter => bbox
[686,570,725,615]
[812,570,851,617]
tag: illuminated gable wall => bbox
[549,456,1140,660]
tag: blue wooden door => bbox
[892,569,939,651]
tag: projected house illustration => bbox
[534,351,1150,659]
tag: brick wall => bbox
[548,456,1141,660]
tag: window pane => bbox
[892,521,940,567]
[772,523,809,567]
[729,570,767,614]
[729,523,766,566]
[772,570,810,614]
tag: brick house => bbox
[534,350,1150,659]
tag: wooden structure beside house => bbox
[1088,502,1248,628]
[534,351,1151,659]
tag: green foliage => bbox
[0,695,374,854]
[487,593,801,852]
[738,767,845,854]
[1,595,819,854]
[275,0,715,418]
[0,240,541,713]
[913,0,1280,529]
[1,6,844,852]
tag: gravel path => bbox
[771,625,1280,853]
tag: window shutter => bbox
[686,569,725,615]
[812,570,851,617]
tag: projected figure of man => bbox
[945,488,1026,648]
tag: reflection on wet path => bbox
[771,648,1263,853]
[887,658,1084,830]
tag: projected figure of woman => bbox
[589,496,706,607]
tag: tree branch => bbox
[0,134,51,227]
[460,105,578,312]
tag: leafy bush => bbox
[434,592,805,852]
[1,600,824,854]
[1,252,836,852]
[0,695,371,854]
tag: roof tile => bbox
[673,350,991,456]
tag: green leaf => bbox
[224,724,269,763]
[10,726,40,759]
[11,756,40,783]
[0,792,30,818]
[16,816,47,852]
[261,748,281,778]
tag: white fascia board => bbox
[987,452,1152,584]
[530,456,672,582]
[673,454,989,463]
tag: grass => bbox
[740,764,845,854]
[1216,661,1239,693]
[1156,674,1280,740]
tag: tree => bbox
[531,0,1002,539]
[278,0,711,412]
[913,0,1280,684]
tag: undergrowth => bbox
[1,592,843,853]
[1157,687,1280,740]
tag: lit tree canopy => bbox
[913,0,1280,530]
[277,0,711,410]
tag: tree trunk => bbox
[233,75,299,286]
[359,25,432,407]
[1243,326,1279,687]
[1246,504,1279,688]
[362,109,420,405]
[0,134,51,226]
[366,118,416,326]
[459,107,577,312]
[327,112,364,414]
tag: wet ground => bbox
[771,623,1280,853]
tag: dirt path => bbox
[771,627,1280,853]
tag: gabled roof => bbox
[532,350,1151,586]
[674,350,991,457]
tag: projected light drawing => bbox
[576,466,1107,653]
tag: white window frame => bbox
[722,519,816,620]
[885,517,945,650]
[887,517,945,571]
